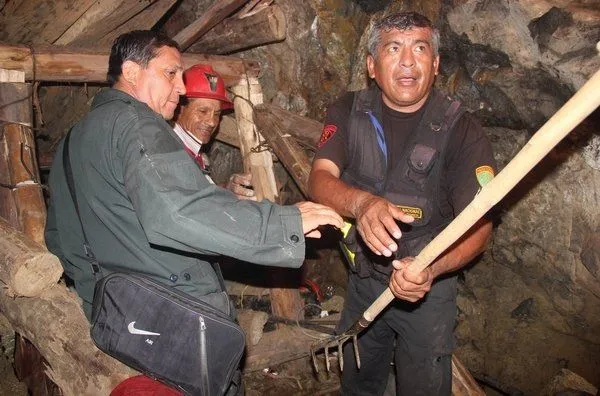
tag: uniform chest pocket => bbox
[405,144,438,191]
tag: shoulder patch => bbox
[317,124,338,148]
[476,165,495,187]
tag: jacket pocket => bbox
[405,144,438,191]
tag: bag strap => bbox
[62,129,103,281]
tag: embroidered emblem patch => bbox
[205,72,218,92]
[317,124,338,148]
[476,165,495,187]
[397,205,423,219]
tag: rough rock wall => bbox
[458,121,600,393]
[440,1,600,392]
[230,0,370,120]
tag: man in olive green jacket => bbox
[45,30,342,320]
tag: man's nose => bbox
[206,113,219,127]
[175,73,186,96]
[399,47,415,67]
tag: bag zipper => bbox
[199,316,210,395]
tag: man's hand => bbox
[295,201,344,238]
[354,194,414,257]
[226,172,256,201]
[389,257,433,302]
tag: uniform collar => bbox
[92,88,143,110]
[173,123,202,155]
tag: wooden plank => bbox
[244,326,316,371]
[0,77,63,394]
[215,108,321,152]
[2,122,47,246]
[0,44,260,86]
[254,104,314,196]
[231,76,277,201]
[0,0,96,44]
[173,0,248,51]
[189,4,286,54]
[0,69,25,83]
[54,0,156,47]
[215,114,243,148]
[255,104,322,148]
[98,0,179,48]
[0,79,30,125]
[452,355,486,396]
[0,282,137,395]
[0,81,46,246]
[0,217,62,297]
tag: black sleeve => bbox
[313,92,354,171]
[444,112,497,215]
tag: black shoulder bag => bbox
[62,129,245,396]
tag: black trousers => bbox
[338,273,457,396]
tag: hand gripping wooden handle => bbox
[364,68,600,322]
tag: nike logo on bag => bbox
[127,321,160,336]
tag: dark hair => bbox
[368,12,440,58]
[107,30,181,86]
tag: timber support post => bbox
[0,70,46,245]
[230,74,305,322]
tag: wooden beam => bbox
[0,44,260,86]
[0,217,62,297]
[216,114,243,148]
[244,326,315,371]
[254,104,312,196]
[231,77,277,201]
[173,0,248,51]
[54,0,157,47]
[0,77,30,125]
[98,0,179,49]
[452,355,486,396]
[0,280,137,394]
[216,105,323,198]
[257,104,322,148]
[0,73,68,394]
[0,0,96,44]
[0,69,26,83]
[215,106,321,152]
[0,80,46,246]
[189,4,286,54]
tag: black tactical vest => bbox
[340,85,466,283]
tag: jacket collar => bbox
[91,88,153,113]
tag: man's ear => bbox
[433,55,440,76]
[121,60,140,86]
[366,54,376,79]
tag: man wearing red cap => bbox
[172,64,255,200]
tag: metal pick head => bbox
[353,335,360,369]
[338,341,344,371]
[311,347,319,374]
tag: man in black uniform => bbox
[308,12,496,395]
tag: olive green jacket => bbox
[45,88,305,319]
